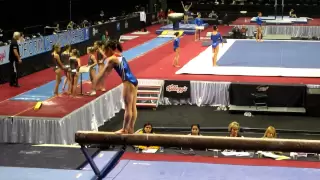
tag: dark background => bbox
[0,0,149,32]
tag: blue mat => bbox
[218,40,320,68]
[11,37,172,102]
[160,23,209,30]
[1,159,320,179]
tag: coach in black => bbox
[9,32,22,87]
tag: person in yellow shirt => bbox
[135,123,160,150]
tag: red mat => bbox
[122,152,320,169]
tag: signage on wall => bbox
[17,28,89,59]
[163,80,191,99]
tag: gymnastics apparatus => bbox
[75,131,320,179]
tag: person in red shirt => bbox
[158,9,165,24]
[167,9,174,24]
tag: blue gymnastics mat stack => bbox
[156,22,209,35]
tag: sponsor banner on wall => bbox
[0,45,9,65]
[164,80,191,99]
[18,28,89,59]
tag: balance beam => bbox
[75,131,320,153]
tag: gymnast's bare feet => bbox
[115,128,128,134]
[128,128,134,134]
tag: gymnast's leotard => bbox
[114,55,138,86]
[256,16,262,26]
[211,32,223,48]
[69,57,79,74]
[173,37,180,52]
[88,55,96,70]
[195,17,203,26]
[97,50,104,64]
[52,54,59,71]
[184,9,189,16]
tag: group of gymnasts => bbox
[52,44,81,97]
[52,41,104,98]
[52,40,138,134]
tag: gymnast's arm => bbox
[98,48,107,63]
[93,57,115,88]
[181,1,185,8]
[89,55,98,68]
[220,33,224,46]
[101,56,116,76]
[188,2,192,9]
[54,53,64,69]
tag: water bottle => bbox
[213,149,219,158]
[159,147,164,153]
[135,147,139,153]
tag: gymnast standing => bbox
[69,49,81,97]
[211,25,223,66]
[87,47,98,83]
[256,12,263,42]
[194,13,203,41]
[61,45,71,93]
[52,44,64,96]
[90,40,138,134]
[173,32,180,67]
[94,41,106,92]
[181,1,192,24]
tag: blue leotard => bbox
[256,16,262,26]
[195,17,203,26]
[211,32,222,48]
[113,55,138,86]
[173,37,180,51]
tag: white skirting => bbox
[0,84,123,145]
[234,25,320,37]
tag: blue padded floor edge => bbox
[218,40,320,68]
[1,160,320,179]
[11,37,172,102]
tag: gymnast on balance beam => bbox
[90,40,138,134]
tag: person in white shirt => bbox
[139,7,147,32]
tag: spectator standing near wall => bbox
[9,32,22,87]
[139,7,147,32]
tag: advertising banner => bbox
[0,45,9,65]
[163,80,191,99]
[18,28,89,59]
